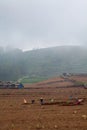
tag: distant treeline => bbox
[0,46,87,81]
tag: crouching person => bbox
[31,99,35,104]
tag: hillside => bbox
[0,46,87,81]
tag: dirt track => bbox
[0,86,87,130]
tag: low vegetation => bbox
[21,77,47,83]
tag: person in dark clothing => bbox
[31,99,35,104]
[40,97,44,105]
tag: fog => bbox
[0,0,87,50]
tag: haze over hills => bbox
[0,46,87,81]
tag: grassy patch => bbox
[21,77,47,84]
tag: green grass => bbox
[21,77,47,84]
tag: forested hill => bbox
[0,46,87,81]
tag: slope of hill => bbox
[24,76,74,89]
[0,46,87,81]
[24,75,87,89]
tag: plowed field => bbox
[0,76,87,130]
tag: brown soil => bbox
[69,75,87,82]
[0,76,87,130]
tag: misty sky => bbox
[0,0,87,50]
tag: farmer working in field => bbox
[40,97,44,105]
[31,99,35,104]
